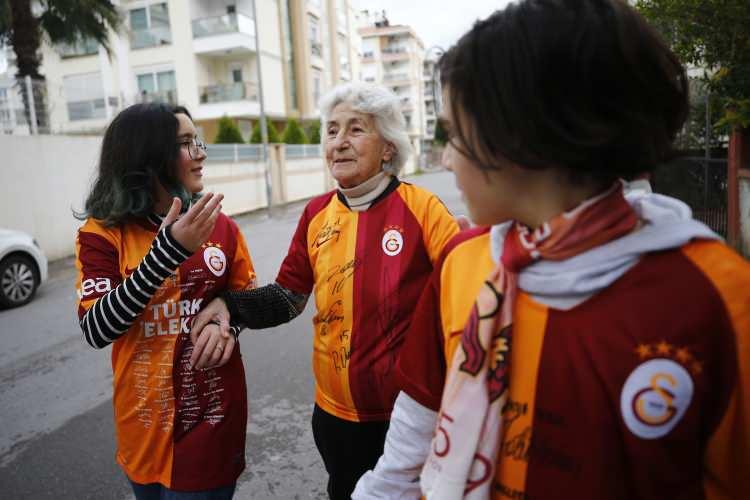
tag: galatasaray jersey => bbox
[75,213,256,490]
[276,177,459,422]
[398,231,750,499]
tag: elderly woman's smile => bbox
[325,102,393,189]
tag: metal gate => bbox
[652,156,728,237]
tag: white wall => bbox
[0,136,332,261]
[0,135,101,260]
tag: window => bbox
[136,69,177,104]
[312,70,322,106]
[130,3,172,49]
[308,15,321,57]
[64,72,106,121]
[227,5,236,14]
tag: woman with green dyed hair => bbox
[74,103,257,499]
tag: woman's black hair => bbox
[76,103,197,226]
[439,0,689,183]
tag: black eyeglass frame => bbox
[178,138,208,160]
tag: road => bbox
[0,170,465,499]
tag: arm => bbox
[77,224,191,349]
[352,392,437,499]
[77,194,223,349]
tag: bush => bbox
[281,119,309,144]
[308,121,321,144]
[214,116,244,144]
[249,120,281,143]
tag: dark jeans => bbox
[128,480,236,500]
[312,404,390,500]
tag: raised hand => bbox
[161,193,225,253]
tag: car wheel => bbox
[0,254,39,308]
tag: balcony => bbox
[199,82,258,104]
[400,97,413,110]
[67,96,119,121]
[192,12,256,56]
[130,26,172,49]
[58,38,99,58]
[381,46,408,61]
[137,89,178,106]
[383,72,410,86]
[310,41,323,58]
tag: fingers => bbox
[215,336,235,368]
[180,191,214,224]
[189,324,212,369]
[189,311,212,345]
[159,197,182,231]
[192,326,222,370]
[456,215,472,231]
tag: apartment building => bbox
[422,57,438,147]
[358,18,426,157]
[1,0,360,140]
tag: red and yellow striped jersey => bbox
[276,179,459,422]
[398,231,750,498]
[75,213,255,490]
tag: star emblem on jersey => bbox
[203,243,227,277]
[381,225,404,256]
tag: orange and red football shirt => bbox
[75,213,255,490]
[398,230,750,498]
[276,178,459,422]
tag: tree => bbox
[0,1,121,133]
[635,0,750,129]
[433,118,448,146]
[214,116,245,144]
[307,121,321,144]
[281,118,308,144]
[249,120,281,143]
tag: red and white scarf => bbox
[420,184,638,499]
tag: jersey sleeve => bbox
[421,194,459,264]
[275,205,315,294]
[682,242,750,498]
[395,257,447,411]
[224,220,257,338]
[75,221,191,349]
[227,220,257,292]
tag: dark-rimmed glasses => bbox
[178,138,207,160]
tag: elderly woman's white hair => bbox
[319,82,412,175]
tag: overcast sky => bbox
[355,0,514,53]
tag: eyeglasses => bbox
[178,138,207,160]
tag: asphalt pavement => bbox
[0,168,464,499]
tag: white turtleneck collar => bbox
[339,171,393,211]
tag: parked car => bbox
[0,229,48,308]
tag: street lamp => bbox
[250,0,273,212]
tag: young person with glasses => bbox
[354,1,750,498]
[74,103,256,499]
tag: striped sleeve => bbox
[77,224,191,349]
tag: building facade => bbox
[0,0,360,141]
[358,17,427,158]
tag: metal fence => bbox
[205,143,322,162]
[652,156,728,237]
[284,144,322,159]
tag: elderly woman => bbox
[191,82,459,499]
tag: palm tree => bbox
[0,0,121,133]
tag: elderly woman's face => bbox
[325,102,393,188]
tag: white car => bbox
[0,228,48,308]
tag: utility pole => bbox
[251,0,273,211]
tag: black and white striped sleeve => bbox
[79,225,191,349]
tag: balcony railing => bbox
[192,12,254,38]
[137,89,178,105]
[285,144,322,158]
[199,82,258,104]
[382,46,407,55]
[130,26,172,49]
[383,72,409,82]
[310,41,323,58]
[58,38,99,58]
[67,96,119,121]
